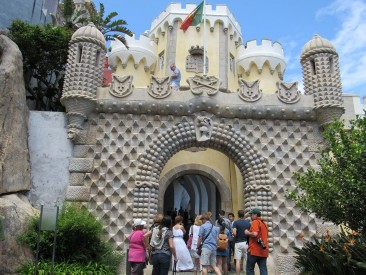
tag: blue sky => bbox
[100,0,366,99]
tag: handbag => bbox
[197,224,213,256]
[186,226,193,249]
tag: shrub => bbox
[294,228,366,275]
[19,203,122,273]
[17,261,115,275]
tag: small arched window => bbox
[329,57,334,74]
[76,45,83,63]
[310,59,316,75]
[95,50,101,66]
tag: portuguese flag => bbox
[180,1,204,31]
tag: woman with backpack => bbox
[150,215,177,275]
[216,218,230,275]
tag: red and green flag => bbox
[180,1,204,31]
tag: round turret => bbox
[301,34,336,62]
[236,39,286,94]
[300,34,344,127]
[108,34,157,88]
[61,23,107,141]
[109,34,157,71]
[71,22,106,47]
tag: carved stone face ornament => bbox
[109,75,134,98]
[238,79,262,102]
[148,75,172,99]
[276,81,301,104]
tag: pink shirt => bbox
[128,230,146,262]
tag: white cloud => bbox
[317,0,366,96]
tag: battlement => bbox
[243,39,284,55]
[237,39,286,75]
[109,34,157,69]
[149,2,242,39]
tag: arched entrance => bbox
[134,119,273,250]
[163,174,221,222]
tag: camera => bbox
[257,238,266,249]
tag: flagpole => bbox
[203,0,206,75]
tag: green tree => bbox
[8,20,72,111]
[84,2,133,48]
[60,0,87,31]
[288,115,366,235]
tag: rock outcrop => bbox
[0,194,37,274]
[0,35,30,194]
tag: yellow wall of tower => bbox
[238,63,282,94]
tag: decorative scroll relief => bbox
[148,75,172,99]
[195,116,213,141]
[276,81,301,104]
[237,79,262,102]
[187,75,220,96]
[109,75,134,98]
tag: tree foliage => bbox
[8,20,72,111]
[288,115,366,235]
[84,2,133,47]
[60,0,87,31]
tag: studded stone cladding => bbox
[239,118,321,253]
[302,53,343,109]
[63,42,105,95]
[84,110,323,255]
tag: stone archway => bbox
[159,164,232,214]
[133,120,273,250]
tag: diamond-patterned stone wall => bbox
[78,112,322,255]
[239,118,321,252]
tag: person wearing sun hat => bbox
[244,208,269,275]
[128,219,148,275]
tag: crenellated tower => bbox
[236,39,286,94]
[108,34,157,88]
[61,22,106,141]
[301,34,344,127]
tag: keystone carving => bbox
[148,75,172,99]
[109,75,134,98]
[195,116,213,141]
[187,75,220,96]
[276,81,301,104]
[237,79,262,102]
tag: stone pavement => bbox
[145,263,246,274]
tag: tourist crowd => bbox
[127,208,268,275]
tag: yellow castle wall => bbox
[172,21,221,86]
[155,29,168,78]
[115,57,151,88]
[228,27,238,92]
[238,62,282,94]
